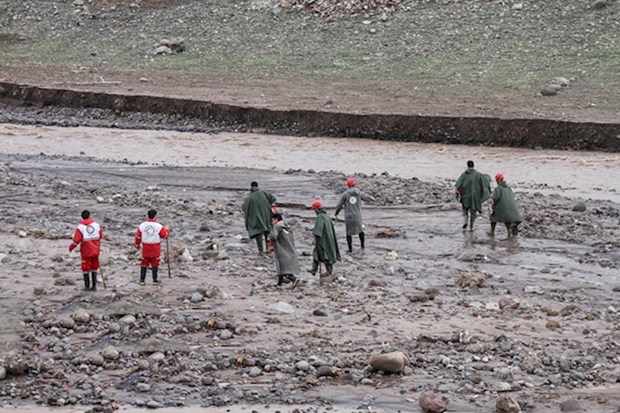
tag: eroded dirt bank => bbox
[0,139,618,413]
[1,82,619,152]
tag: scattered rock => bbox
[270,301,295,314]
[136,382,151,392]
[572,202,587,212]
[496,395,522,413]
[190,292,204,303]
[58,316,75,329]
[88,354,104,366]
[102,346,120,360]
[591,0,609,9]
[560,399,584,412]
[120,315,136,324]
[4,353,29,376]
[220,329,233,340]
[313,309,327,316]
[316,365,337,377]
[73,308,90,323]
[369,351,410,373]
[248,366,262,377]
[419,391,446,413]
[0,366,6,380]
[541,87,558,96]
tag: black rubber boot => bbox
[488,222,496,236]
[462,209,468,229]
[152,266,160,285]
[90,272,97,291]
[140,266,147,285]
[83,273,91,290]
[512,224,519,236]
[325,263,333,275]
[359,232,365,250]
[346,236,353,253]
[255,235,263,255]
[308,260,319,275]
[469,212,476,232]
[277,274,284,286]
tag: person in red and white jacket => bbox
[135,209,170,286]
[69,210,104,291]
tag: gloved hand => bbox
[69,243,76,252]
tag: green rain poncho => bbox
[242,188,276,237]
[455,168,491,213]
[491,180,522,224]
[269,221,300,276]
[312,207,341,264]
[335,187,372,236]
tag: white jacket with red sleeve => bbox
[135,219,170,258]
[69,218,103,257]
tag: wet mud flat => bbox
[0,153,618,413]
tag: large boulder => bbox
[496,395,522,413]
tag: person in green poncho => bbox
[309,200,341,281]
[455,160,491,231]
[242,181,276,255]
[489,173,523,237]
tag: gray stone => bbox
[190,292,204,303]
[88,354,104,366]
[149,352,166,362]
[102,346,120,361]
[541,87,558,96]
[572,202,586,212]
[419,392,446,413]
[317,365,336,377]
[248,366,262,377]
[360,378,374,385]
[58,316,75,329]
[4,353,29,376]
[496,395,522,413]
[559,399,584,412]
[591,0,609,9]
[295,361,310,371]
[0,253,10,264]
[146,400,161,409]
[369,351,410,373]
[313,309,327,316]
[120,315,136,324]
[136,383,151,392]
[270,301,295,314]
[0,366,6,380]
[220,329,233,340]
[73,308,90,324]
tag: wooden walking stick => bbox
[165,236,172,278]
[99,265,108,290]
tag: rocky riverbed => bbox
[0,137,618,412]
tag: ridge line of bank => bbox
[1,82,618,152]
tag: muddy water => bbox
[1,123,618,202]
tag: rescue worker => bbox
[242,181,276,255]
[69,210,104,291]
[309,200,341,282]
[455,160,491,231]
[335,178,374,253]
[269,213,301,288]
[135,209,170,286]
[489,173,523,237]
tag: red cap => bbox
[346,178,356,187]
[495,173,505,181]
[311,200,322,209]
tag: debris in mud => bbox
[457,271,489,289]
[153,37,186,55]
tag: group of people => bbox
[242,179,373,287]
[69,209,169,290]
[69,163,521,290]
[455,160,523,236]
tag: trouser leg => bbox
[140,266,147,283]
[83,273,91,290]
[254,235,263,254]
[469,210,476,232]
[359,232,365,250]
[152,266,159,282]
[90,272,97,291]
[512,223,519,236]
[309,260,319,275]
[462,208,469,228]
[346,236,353,253]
